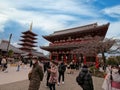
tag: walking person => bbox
[16,60,22,71]
[0,56,2,71]
[67,63,71,74]
[76,65,94,90]
[102,65,120,90]
[46,62,51,87]
[28,57,44,90]
[48,61,57,90]
[1,56,8,73]
[29,58,33,68]
[70,60,75,74]
[58,62,66,85]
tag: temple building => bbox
[40,23,110,64]
[19,23,37,55]
[0,40,24,57]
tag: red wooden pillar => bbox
[63,54,67,63]
[83,56,87,65]
[73,54,77,63]
[95,56,99,69]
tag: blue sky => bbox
[0,0,120,54]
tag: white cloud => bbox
[11,42,20,48]
[0,6,78,33]
[106,21,120,39]
[5,0,97,17]
[0,14,8,32]
[0,0,100,34]
[102,5,120,18]
[0,24,4,33]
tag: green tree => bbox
[107,57,118,65]
[8,49,14,57]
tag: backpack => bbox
[76,73,86,86]
[58,64,66,72]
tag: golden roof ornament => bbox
[30,22,33,31]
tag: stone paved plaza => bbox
[0,65,104,90]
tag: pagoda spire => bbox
[30,22,33,31]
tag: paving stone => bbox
[0,70,104,90]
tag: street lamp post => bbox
[7,33,12,56]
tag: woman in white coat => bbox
[102,65,120,90]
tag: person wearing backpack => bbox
[102,65,120,90]
[76,65,94,90]
[58,62,66,85]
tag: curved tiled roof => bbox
[43,23,110,42]
[0,40,24,54]
[52,23,97,36]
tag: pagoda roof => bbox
[43,23,110,42]
[21,35,37,39]
[19,47,35,51]
[0,40,24,54]
[22,30,38,36]
[20,39,37,43]
[19,43,37,47]
[19,47,31,50]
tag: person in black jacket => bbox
[46,62,51,87]
[76,65,94,90]
[58,62,66,85]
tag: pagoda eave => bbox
[21,36,37,40]
[19,43,37,47]
[19,47,35,50]
[19,48,31,50]
[22,30,38,36]
[20,39,37,43]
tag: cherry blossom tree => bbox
[72,36,115,64]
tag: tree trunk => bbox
[102,51,106,71]
[102,51,106,64]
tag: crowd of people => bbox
[29,58,120,90]
[0,56,33,73]
[0,56,120,90]
[27,58,81,90]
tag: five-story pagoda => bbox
[19,23,37,54]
